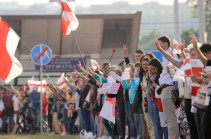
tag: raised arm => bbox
[93,74,107,83]
[123,44,130,64]
[77,61,91,76]
[154,39,182,68]
[109,71,122,82]
[180,40,186,60]
[190,35,207,66]
[122,80,131,89]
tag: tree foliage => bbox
[187,0,211,43]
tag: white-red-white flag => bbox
[56,73,67,89]
[173,39,181,54]
[100,97,116,123]
[181,55,191,71]
[22,76,35,90]
[0,17,23,83]
[61,0,79,36]
[27,80,47,92]
[91,59,100,70]
[185,59,204,87]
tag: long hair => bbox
[139,57,150,80]
[148,58,163,85]
[145,52,155,59]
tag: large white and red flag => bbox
[153,88,180,127]
[0,17,23,83]
[173,39,181,54]
[27,80,47,92]
[91,59,100,70]
[56,73,67,89]
[22,76,35,90]
[61,0,79,36]
[100,97,116,123]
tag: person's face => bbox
[134,53,142,62]
[142,61,148,72]
[158,40,168,50]
[135,65,140,75]
[6,88,11,95]
[203,51,211,60]
[149,65,157,75]
[102,65,109,73]
[21,91,25,97]
[118,65,124,73]
[71,73,78,81]
[189,50,197,59]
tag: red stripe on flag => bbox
[192,86,200,96]
[34,47,48,63]
[192,67,203,77]
[185,69,192,77]
[155,98,163,112]
[61,1,72,12]
[58,80,66,87]
[184,58,190,64]
[0,19,12,80]
[62,16,70,35]
[29,83,47,88]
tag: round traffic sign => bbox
[31,44,52,65]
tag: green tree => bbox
[181,29,199,44]
[187,0,211,43]
[139,30,162,51]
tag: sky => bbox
[0,0,187,6]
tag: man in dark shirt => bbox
[77,78,91,132]
[2,88,14,133]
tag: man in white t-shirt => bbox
[153,36,179,139]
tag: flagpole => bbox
[39,45,43,134]
[71,30,87,68]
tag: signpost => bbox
[31,44,52,133]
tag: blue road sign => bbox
[31,44,52,66]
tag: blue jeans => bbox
[2,109,13,133]
[133,113,143,138]
[68,117,76,134]
[125,101,137,137]
[77,109,86,130]
[62,107,70,133]
[81,108,91,132]
[148,98,168,139]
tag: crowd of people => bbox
[0,35,211,139]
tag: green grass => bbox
[0,134,80,139]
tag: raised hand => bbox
[87,66,92,73]
[180,40,185,51]
[190,35,198,46]
[169,48,175,58]
[77,61,82,69]
[129,68,134,80]
[123,44,128,57]
[154,39,161,50]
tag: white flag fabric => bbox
[56,73,67,89]
[0,17,23,83]
[91,59,100,70]
[100,97,116,123]
[27,80,47,92]
[121,68,131,80]
[61,0,79,35]
[173,39,181,54]
[173,68,185,82]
